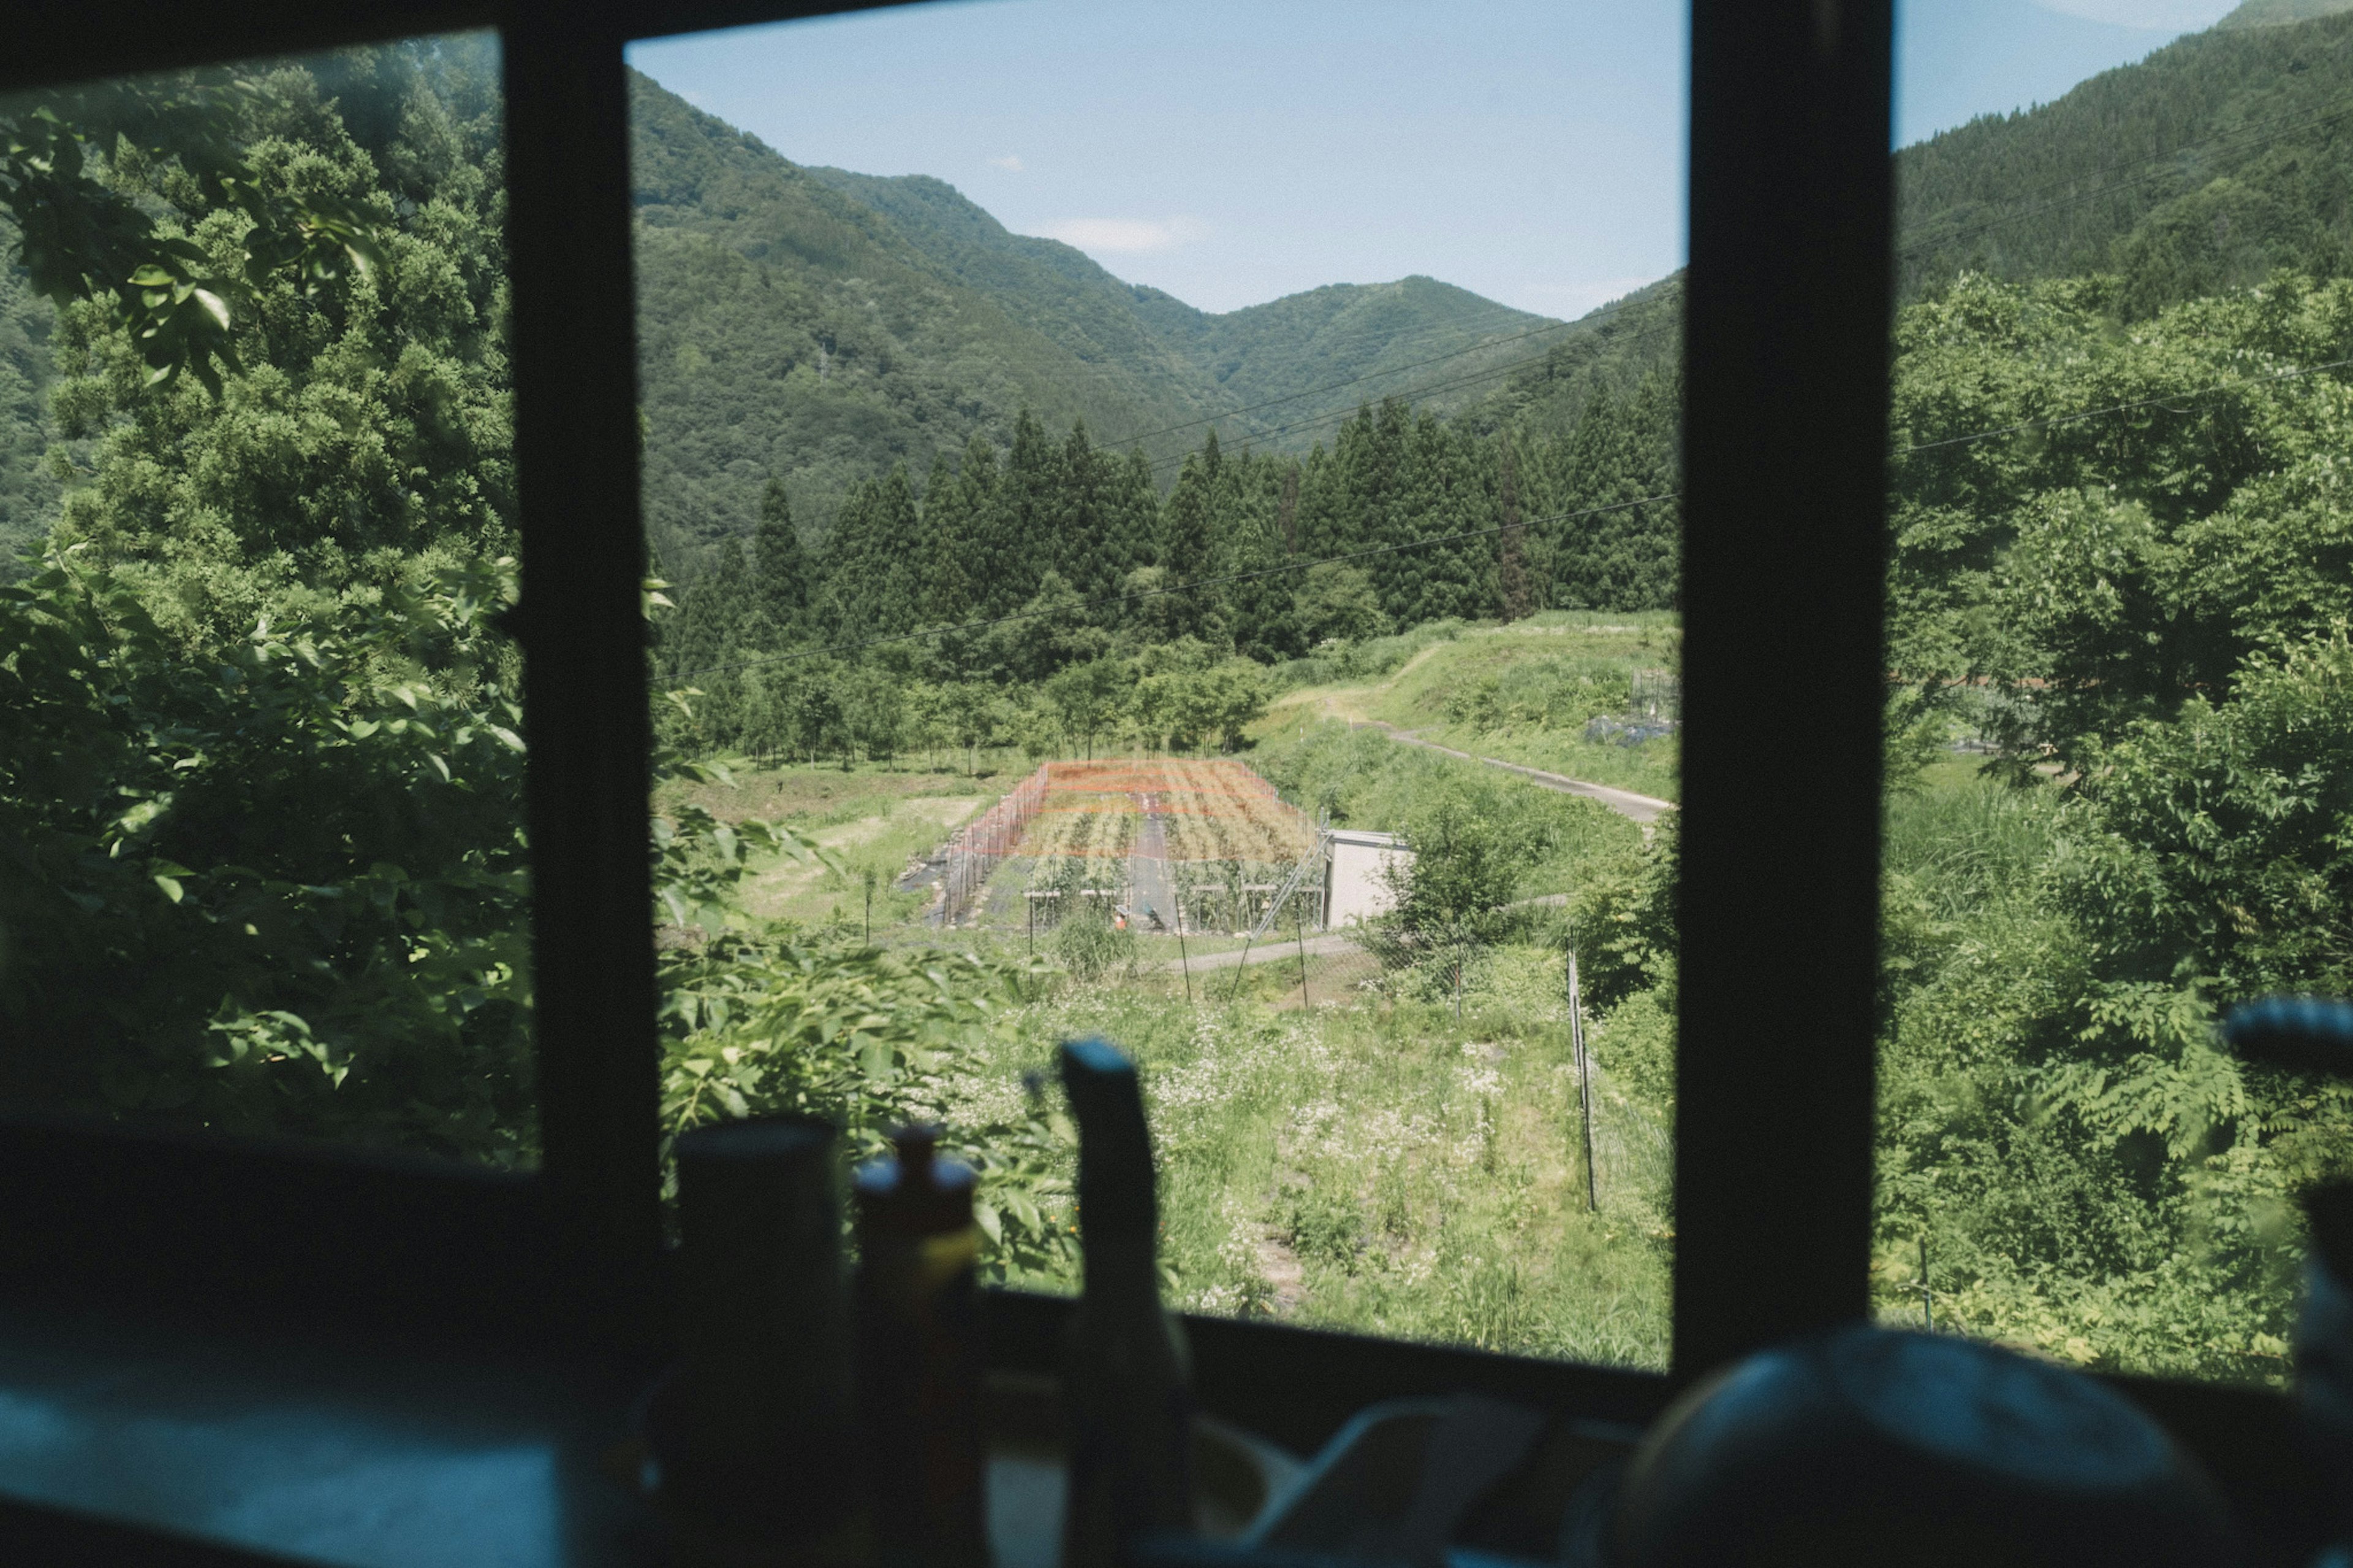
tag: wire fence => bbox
[940,763,1049,923]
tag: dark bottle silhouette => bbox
[855,1125,988,1567]
[1059,1036,1195,1568]
[665,1115,861,1548]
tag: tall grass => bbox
[946,945,1673,1371]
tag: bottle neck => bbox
[1080,1230,1161,1303]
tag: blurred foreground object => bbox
[1060,1037,1195,1568]
[857,1125,988,1567]
[1608,1325,2239,1567]
[656,1115,863,1558]
[2226,996,2353,1559]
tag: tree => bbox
[747,479,811,648]
[1294,562,1387,644]
[2,67,393,393]
[1156,443,1219,642]
[1496,430,1533,621]
[0,548,532,1160]
[669,538,751,683]
[1389,784,1518,936]
[923,436,997,627]
[1045,658,1127,759]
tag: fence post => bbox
[1295,908,1311,1009]
[1570,944,1598,1213]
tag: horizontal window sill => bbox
[0,1289,2319,1566]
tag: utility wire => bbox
[668,491,1677,681]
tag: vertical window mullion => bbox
[505,18,665,1353]
[1673,0,1895,1376]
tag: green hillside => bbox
[631,69,1574,574]
[800,165,1556,438]
[1895,8,2353,311]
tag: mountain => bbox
[2218,0,2353,29]
[627,69,1561,572]
[1894,7,2353,311]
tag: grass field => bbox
[947,949,1673,1369]
[1262,612,1682,801]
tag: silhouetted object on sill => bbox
[1061,1036,1195,1567]
[857,1124,988,1567]
[1606,1324,2241,1567]
[2226,996,2353,1559]
[653,1114,863,1554]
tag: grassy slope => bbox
[1258,613,1683,802]
[986,966,1672,1368]
[659,759,988,928]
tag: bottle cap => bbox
[855,1124,978,1237]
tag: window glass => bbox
[1874,2,2353,1383]
[0,36,532,1165]
[629,0,1686,1366]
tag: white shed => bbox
[1323,828,1411,927]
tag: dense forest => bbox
[653,382,1680,765]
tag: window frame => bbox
[0,0,2311,1506]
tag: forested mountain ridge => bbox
[629,69,1562,575]
[799,164,1556,433]
[631,72,1219,575]
[1896,7,2353,311]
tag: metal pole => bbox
[1571,945,1598,1213]
[1295,907,1311,1009]
[1177,922,1194,1008]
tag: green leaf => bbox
[154,874,184,904]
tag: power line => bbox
[669,491,1679,681]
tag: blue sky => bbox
[626,0,2241,319]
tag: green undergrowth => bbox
[951,944,1673,1369]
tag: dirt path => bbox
[1167,931,1361,972]
[1129,795,1178,931]
[1357,722,1676,824]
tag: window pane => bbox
[631,0,1684,1368]
[0,36,533,1165]
[1876,4,2353,1383]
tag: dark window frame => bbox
[0,0,2311,1509]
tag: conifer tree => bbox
[819,464,923,635]
[1157,441,1219,641]
[1054,420,1119,603]
[1496,431,1533,622]
[1109,446,1161,588]
[985,409,1058,617]
[925,435,997,627]
[670,537,752,679]
[745,479,811,650]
